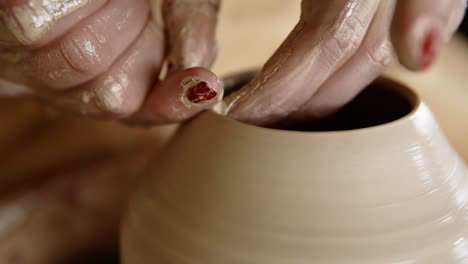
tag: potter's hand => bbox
[0,0,222,124]
[225,0,466,125]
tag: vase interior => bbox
[223,73,418,131]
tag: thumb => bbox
[163,0,221,73]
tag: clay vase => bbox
[121,71,468,263]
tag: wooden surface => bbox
[214,0,468,160]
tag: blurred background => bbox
[0,1,466,263]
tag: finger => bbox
[294,0,395,119]
[148,0,164,30]
[22,0,149,90]
[391,0,465,71]
[132,67,223,125]
[163,0,220,73]
[50,21,165,118]
[0,0,107,47]
[224,0,380,125]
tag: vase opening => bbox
[277,80,417,131]
[222,72,419,132]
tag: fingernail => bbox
[181,77,220,106]
[420,29,441,70]
[1,0,88,44]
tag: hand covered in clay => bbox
[0,0,222,124]
[225,0,466,125]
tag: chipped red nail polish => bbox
[420,30,441,70]
[185,81,218,104]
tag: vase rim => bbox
[213,73,423,136]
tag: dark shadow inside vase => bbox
[223,72,417,131]
[67,250,119,264]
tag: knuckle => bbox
[59,27,112,76]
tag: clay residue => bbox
[6,0,88,44]
[179,76,201,107]
[96,73,128,112]
[222,20,306,115]
[164,0,219,73]
[148,0,164,30]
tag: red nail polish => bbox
[420,30,441,70]
[186,81,218,104]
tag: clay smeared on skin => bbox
[163,0,220,73]
[223,1,379,124]
[148,0,164,30]
[77,73,129,114]
[3,0,89,44]
[98,74,127,111]
[223,20,306,115]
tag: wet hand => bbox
[0,0,222,124]
[225,0,466,125]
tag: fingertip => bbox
[133,67,223,125]
[391,0,456,71]
[391,16,443,71]
[164,67,224,111]
[177,67,222,89]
